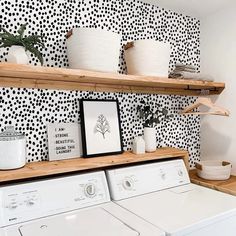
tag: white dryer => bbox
[106,159,236,236]
[0,171,164,236]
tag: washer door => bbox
[18,207,139,236]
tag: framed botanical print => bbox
[80,99,123,157]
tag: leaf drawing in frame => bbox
[94,114,111,139]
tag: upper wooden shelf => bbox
[0,147,189,184]
[0,63,225,96]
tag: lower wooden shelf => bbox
[190,169,236,196]
[0,147,188,184]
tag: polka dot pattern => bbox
[0,0,200,71]
[0,88,200,167]
[0,0,201,167]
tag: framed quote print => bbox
[80,99,123,157]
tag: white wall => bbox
[201,3,236,174]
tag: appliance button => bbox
[8,204,18,210]
[178,170,183,176]
[26,200,35,207]
[161,173,166,180]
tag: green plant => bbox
[0,23,45,65]
[137,100,173,128]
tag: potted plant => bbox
[137,100,173,152]
[0,23,45,65]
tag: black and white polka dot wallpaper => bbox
[0,0,200,167]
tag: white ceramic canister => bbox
[143,127,156,153]
[0,126,26,170]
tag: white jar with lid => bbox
[0,126,26,170]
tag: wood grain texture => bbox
[0,63,225,96]
[190,169,236,196]
[0,147,188,183]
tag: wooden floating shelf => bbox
[190,169,236,196]
[0,63,225,96]
[0,147,189,184]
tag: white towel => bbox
[181,72,214,82]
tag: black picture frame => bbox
[80,99,123,158]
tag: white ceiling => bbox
[140,0,235,18]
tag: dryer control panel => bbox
[106,159,190,200]
[0,171,110,227]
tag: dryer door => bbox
[18,207,139,236]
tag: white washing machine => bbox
[106,159,236,236]
[0,171,165,236]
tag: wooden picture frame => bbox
[80,99,123,157]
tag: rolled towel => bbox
[174,67,196,73]
[181,72,214,82]
[175,63,196,70]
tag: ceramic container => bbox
[7,46,29,64]
[124,39,171,77]
[143,127,156,152]
[195,160,231,180]
[67,28,121,73]
[0,126,26,170]
[132,136,145,154]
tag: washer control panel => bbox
[4,190,40,211]
[106,159,190,200]
[0,171,110,227]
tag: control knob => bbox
[84,183,96,198]
[122,178,134,190]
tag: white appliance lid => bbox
[117,184,236,234]
[19,207,139,236]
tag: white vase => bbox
[144,127,156,152]
[7,46,29,64]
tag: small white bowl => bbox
[195,160,232,180]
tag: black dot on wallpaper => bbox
[0,0,200,167]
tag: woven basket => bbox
[195,160,231,180]
[124,39,170,77]
[67,28,121,73]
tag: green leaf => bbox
[0,27,13,36]
[162,108,168,115]
[144,106,150,112]
[139,110,145,118]
[23,35,45,48]
[17,23,28,38]
[25,44,44,65]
